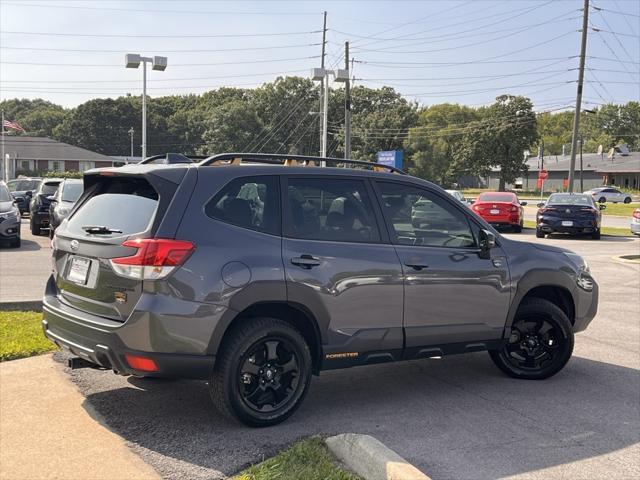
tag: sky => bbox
[0,0,638,113]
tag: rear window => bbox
[478,193,516,202]
[548,194,593,206]
[40,182,60,195]
[61,182,83,202]
[66,177,158,236]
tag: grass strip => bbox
[234,437,360,480]
[0,311,56,361]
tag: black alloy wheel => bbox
[489,298,573,380]
[209,317,311,427]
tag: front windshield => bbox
[61,182,83,202]
[7,179,40,192]
[548,194,593,206]
[0,184,12,202]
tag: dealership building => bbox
[479,146,640,192]
[1,135,117,180]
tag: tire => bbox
[592,228,601,240]
[624,197,631,204]
[536,228,545,238]
[10,237,21,248]
[513,223,522,233]
[598,197,606,203]
[30,219,40,236]
[489,298,574,380]
[209,317,312,427]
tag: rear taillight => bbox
[633,210,640,219]
[510,206,518,212]
[110,238,195,280]
[472,205,480,211]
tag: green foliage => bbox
[0,98,68,137]
[0,311,56,361]
[234,437,361,480]
[456,95,538,190]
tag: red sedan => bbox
[471,192,527,233]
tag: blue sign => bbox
[376,150,403,170]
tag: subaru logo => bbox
[70,240,79,251]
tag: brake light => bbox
[125,354,159,372]
[634,209,640,219]
[110,238,195,280]
[472,205,480,211]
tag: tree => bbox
[404,103,480,185]
[0,99,67,136]
[456,95,538,191]
[201,100,263,154]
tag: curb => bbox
[326,433,430,480]
[0,300,43,311]
[612,254,640,264]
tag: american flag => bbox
[2,119,25,132]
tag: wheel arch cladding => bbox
[208,301,324,374]
[506,271,577,332]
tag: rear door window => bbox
[205,176,280,235]
[284,177,381,243]
[66,177,158,236]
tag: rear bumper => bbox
[42,277,219,379]
[479,213,521,226]
[31,210,50,227]
[538,217,598,234]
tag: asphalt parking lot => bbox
[1,217,639,479]
[40,231,637,480]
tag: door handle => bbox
[404,262,429,271]
[291,255,321,269]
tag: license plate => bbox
[67,257,91,285]
[561,220,574,227]
[490,209,500,215]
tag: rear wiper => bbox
[82,225,123,234]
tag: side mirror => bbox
[478,229,496,260]
[25,191,32,197]
[520,201,527,206]
[469,199,476,205]
[537,202,545,208]
[599,204,606,210]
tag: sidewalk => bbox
[0,354,159,480]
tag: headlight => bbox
[564,252,589,273]
[56,206,70,216]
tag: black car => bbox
[536,193,605,240]
[48,179,83,238]
[30,178,63,235]
[7,177,42,215]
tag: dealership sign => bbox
[377,150,404,170]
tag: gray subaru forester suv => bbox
[43,153,598,427]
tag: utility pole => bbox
[579,136,584,192]
[568,0,589,193]
[319,11,327,158]
[128,127,134,160]
[344,41,352,159]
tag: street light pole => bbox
[128,127,134,159]
[125,54,167,161]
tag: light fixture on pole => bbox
[311,67,348,164]
[125,54,167,160]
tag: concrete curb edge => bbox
[326,433,431,480]
[0,300,43,311]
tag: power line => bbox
[591,4,640,19]
[1,1,320,16]
[357,56,576,69]
[588,21,638,81]
[0,56,320,68]
[0,43,322,54]
[0,29,321,38]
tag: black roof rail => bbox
[139,153,208,165]
[198,152,406,174]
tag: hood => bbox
[0,200,14,213]
[531,242,573,254]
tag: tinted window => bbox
[477,192,516,202]
[67,178,158,236]
[547,194,593,206]
[378,182,475,248]
[0,184,12,202]
[40,182,60,195]
[61,182,83,202]
[285,178,380,243]
[205,176,279,235]
[7,179,40,192]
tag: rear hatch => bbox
[475,202,515,217]
[38,181,61,213]
[51,166,192,321]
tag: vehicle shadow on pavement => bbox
[13,239,42,251]
[68,352,640,480]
